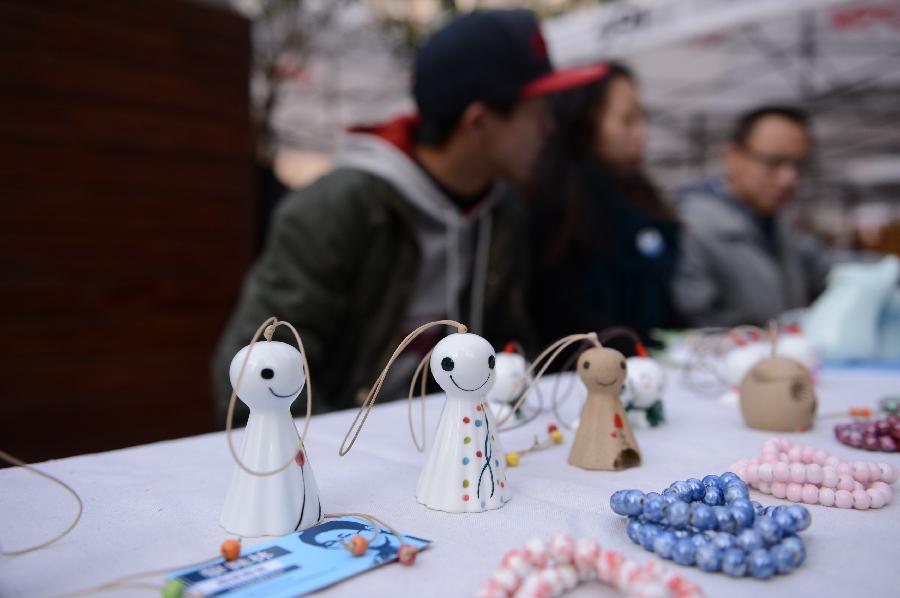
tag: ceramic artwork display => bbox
[568,346,641,471]
[739,356,817,433]
[220,341,323,536]
[416,333,511,512]
[622,356,666,428]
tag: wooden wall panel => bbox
[0,0,254,462]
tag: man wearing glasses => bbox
[672,106,839,327]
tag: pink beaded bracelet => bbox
[477,534,703,598]
[731,438,898,510]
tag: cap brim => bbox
[521,64,610,97]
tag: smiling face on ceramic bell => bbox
[740,357,817,432]
[577,347,627,394]
[624,357,664,407]
[430,333,496,397]
[229,341,306,410]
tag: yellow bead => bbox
[550,430,564,445]
[506,452,520,467]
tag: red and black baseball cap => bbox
[413,9,608,121]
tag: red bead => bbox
[547,423,558,433]
[294,450,305,467]
[398,544,418,566]
[476,451,483,458]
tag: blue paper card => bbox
[167,519,431,597]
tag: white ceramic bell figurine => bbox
[486,343,531,423]
[777,330,820,377]
[416,332,511,512]
[622,356,666,428]
[718,341,769,406]
[221,338,323,536]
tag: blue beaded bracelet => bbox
[610,473,811,580]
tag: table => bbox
[2,367,899,597]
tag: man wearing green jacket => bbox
[212,9,607,419]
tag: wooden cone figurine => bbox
[739,323,817,433]
[568,346,641,471]
[221,322,323,537]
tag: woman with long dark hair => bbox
[528,63,681,348]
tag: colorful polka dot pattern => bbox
[459,401,507,507]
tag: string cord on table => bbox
[0,448,83,557]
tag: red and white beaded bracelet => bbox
[731,438,898,509]
[477,534,703,598]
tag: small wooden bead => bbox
[162,579,184,598]
[398,544,418,566]
[220,539,241,561]
[346,535,369,556]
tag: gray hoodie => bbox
[333,131,500,396]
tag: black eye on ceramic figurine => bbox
[488,355,496,369]
[261,368,274,380]
[442,357,455,372]
[620,361,626,370]
[582,360,590,369]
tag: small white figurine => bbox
[220,340,323,536]
[486,343,538,424]
[416,332,511,512]
[777,331,820,377]
[621,356,666,428]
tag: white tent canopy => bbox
[545,0,850,65]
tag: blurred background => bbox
[2,0,898,462]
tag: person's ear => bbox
[458,102,489,136]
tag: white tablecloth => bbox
[2,367,900,597]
